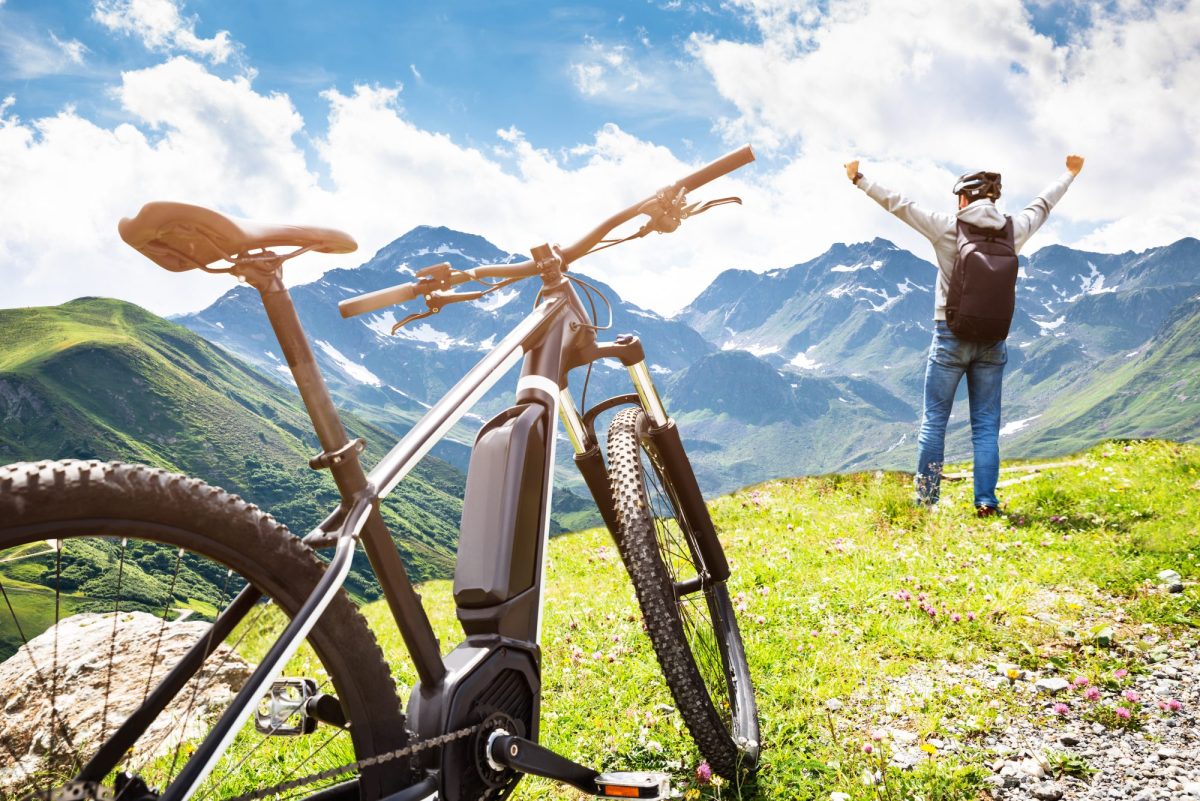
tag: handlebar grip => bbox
[675,145,755,193]
[339,282,420,319]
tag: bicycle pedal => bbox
[594,772,670,799]
[255,678,319,736]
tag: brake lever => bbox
[681,196,743,218]
[388,289,486,335]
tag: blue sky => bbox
[2,0,1197,315]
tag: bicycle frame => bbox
[140,249,704,801]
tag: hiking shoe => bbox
[975,505,1000,518]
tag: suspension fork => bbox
[559,335,730,582]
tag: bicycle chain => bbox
[219,722,487,801]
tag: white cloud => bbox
[0,60,765,317]
[691,0,1200,253]
[49,32,88,65]
[2,1,1197,322]
[569,37,644,96]
[93,0,236,65]
[0,23,90,78]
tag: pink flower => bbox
[863,743,873,754]
[966,611,976,622]
[755,615,766,625]
[1073,676,1089,687]
[1114,668,1128,679]
[695,762,712,784]
[1124,690,1140,703]
[1085,688,1101,702]
[951,613,962,623]
[1052,703,1069,715]
[1115,707,1131,720]
[1167,698,1183,712]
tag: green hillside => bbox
[364,440,1199,800]
[0,299,465,654]
[1010,296,1200,456]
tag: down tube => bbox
[367,296,566,499]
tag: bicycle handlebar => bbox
[339,144,754,319]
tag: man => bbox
[846,154,1084,515]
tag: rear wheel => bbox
[606,409,759,780]
[0,460,408,800]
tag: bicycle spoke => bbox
[49,539,61,795]
[166,568,235,786]
[0,576,82,773]
[637,440,735,729]
[270,728,348,801]
[100,537,129,745]
[124,593,269,781]
[144,547,186,700]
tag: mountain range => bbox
[174,226,1200,493]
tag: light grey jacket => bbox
[857,170,1076,320]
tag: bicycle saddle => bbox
[118,201,357,272]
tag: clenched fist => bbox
[1066,154,1085,175]
[844,159,860,183]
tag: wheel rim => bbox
[636,442,737,734]
[0,529,360,801]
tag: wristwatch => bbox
[852,172,864,186]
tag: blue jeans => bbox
[915,322,1007,508]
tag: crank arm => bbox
[487,733,668,799]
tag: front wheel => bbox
[606,409,759,780]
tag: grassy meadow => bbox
[363,439,1199,800]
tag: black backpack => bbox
[945,216,1018,342]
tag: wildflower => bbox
[984,594,994,603]
[920,743,938,756]
[1005,667,1021,681]
[1124,690,1140,703]
[1166,698,1183,712]
[1085,687,1101,702]
[755,615,766,625]
[966,611,976,622]
[918,593,927,602]
[1073,676,1089,687]
[758,586,770,596]
[1114,668,1128,679]
[862,743,873,754]
[695,761,712,784]
[684,790,701,801]
[951,613,962,623]
[870,730,885,742]
[1052,703,1069,715]
[1115,706,1131,721]
[711,776,725,790]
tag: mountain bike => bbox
[0,145,760,801]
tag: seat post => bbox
[238,257,356,466]
[236,255,448,689]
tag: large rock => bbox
[0,611,251,794]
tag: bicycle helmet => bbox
[953,170,1002,202]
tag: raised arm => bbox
[1012,154,1084,250]
[845,159,953,244]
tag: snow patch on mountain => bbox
[745,343,780,357]
[1035,316,1066,331]
[790,351,823,370]
[315,340,382,386]
[478,288,518,311]
[830,259,883,273]
[1000,414,1041,437]
[1066,261,1119,301]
